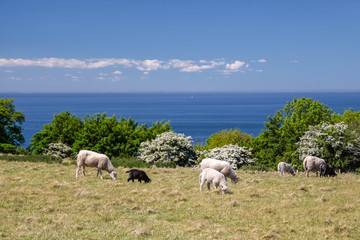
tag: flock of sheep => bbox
[75,150,337,194]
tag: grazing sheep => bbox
[199,158,239,184]
[200,168,228,194]
[126,169,151,183]
[303,156,326,177]
[75,150,117,180]
[277,162,295,176]
[319,163,337,177]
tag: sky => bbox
[0,0,359,92]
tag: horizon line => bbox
[1,90,360,94]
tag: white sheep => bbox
[199,158,239,184]
[75,150,117,180]
[277,162,295,176]
[200,168,228,194]
[303,156,326,177]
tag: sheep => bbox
[75,150,117,180]
[303,156,326,177]
[199,158,239,184]
[319,163,337,177]
[200,168,228,194]
[277,162,295,176]
[126,169,151,183]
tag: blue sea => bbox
[2,92,360,147]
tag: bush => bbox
[240,163,273,172]
[44,142,73,159]
[297,122,360,169]
[0,154,62,164]
[198,144,255,169]
[0,143,17,154]
[138,131,197,167]
[111,157,152,168]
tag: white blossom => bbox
[297,122,357,164]
[138,131,197,166]
[198,144,255,169]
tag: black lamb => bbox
[126,169,151,183]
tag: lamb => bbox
[277,162,295,176]
[200,168,228,194]
[199,158,239,184]
[126,169,151,183]
[303,156,326,177]
[319,163,337,177]
[75,150,117,180]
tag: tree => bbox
[251,98,334,168]
[0,98,25,147]
[197,128,252,150]
[31,111,171,158]
[30,111,83,154]
[139,131,197,166]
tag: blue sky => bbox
[0,0,359,92]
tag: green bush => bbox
[111,157,152,168]
[44,142,73,159]
[0,143,17,154]
[155,161,177,168]
[240,163,273,172]
[0,154,62,164]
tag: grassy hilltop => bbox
[1,160,360,239]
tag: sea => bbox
[2,92,360,148]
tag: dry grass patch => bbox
[1,160,360,239]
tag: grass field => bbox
[1,160,360,239]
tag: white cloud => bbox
[137,59,165,71]
[256,69,264,72]
[4,70,14,73]
[226,61,245,70]
[290,60,299,63]
[258,59,267,63]
[180,64,213,72]
[0,57,251,75]
[9,76,21,80]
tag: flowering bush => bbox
[138,132,197,167]
[297,122,360,168]
[44,142,73,159]
[198,144,255,169]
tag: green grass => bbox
[1,160,360,239]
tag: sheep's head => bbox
[289,169,296,176]
[231,177,239,184]
[220,185,228,194]
[110,171,118,180]
[327,166,337,177]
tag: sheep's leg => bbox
[306,171,309,177]
[214,182,219,190]
[207,182,211,191]
[76,165,80,178]
[278,171,282,176]
[82,165,86,176]
[200,178,205,191]
[97,169,103,179]
[316,171,319,177]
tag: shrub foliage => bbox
[30,111,171,158]
[139,131,197,167]
[198,144,255,169]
